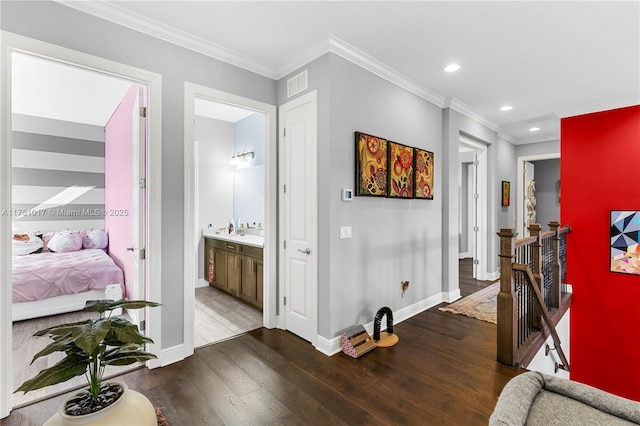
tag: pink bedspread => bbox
[12,249,124,303]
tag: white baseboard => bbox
[443,288,461,303]
[196,279,208,288]
[315,335,339,356]
[486,270,500,281]
[157,344,186,367]
[315,292,447,356]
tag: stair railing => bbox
[497,222,571,369]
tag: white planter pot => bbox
[44,381,156,425]
[57,380,128,424]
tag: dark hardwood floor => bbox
[4,258,522,425]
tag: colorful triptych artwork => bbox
[388,141,414,198]
[355,132,388,197]
[414,148,434,199]
[610,210,640,275]
[355,132,434,200]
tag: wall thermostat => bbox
[342,188,353,201]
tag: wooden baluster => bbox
[527,223,543,330]
[549,221,562,309]
[497,228,517,366]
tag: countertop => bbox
[203,230,264,248]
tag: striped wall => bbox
[11,114,106,233]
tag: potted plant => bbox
[15,299,160,421]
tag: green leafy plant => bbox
[15,299,160,405]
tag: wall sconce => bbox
[230,149,255,166]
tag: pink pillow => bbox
[47,231,82,253]
[83,229,108,249]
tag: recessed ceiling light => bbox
[444,63,460,73]
[529,127,540,132]
[500,105,513,111]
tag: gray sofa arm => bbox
[489,371,640,425]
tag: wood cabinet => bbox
[204,237,263,310]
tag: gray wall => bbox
[1,0,277,348]
[195,116,234,280]
[11,114,106,233]
[3,1,524,346]
[497,137,517,230]
[531,158,560,229]
[516,139,560,158]
[280,54,443,338]
[233,113,265,227]
[443,109,502,285]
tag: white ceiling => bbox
[194,98,256,122]
[22,1,640,143]
[11,52,134,127]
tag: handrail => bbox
[513,263,570,371]
[497,221,571,368]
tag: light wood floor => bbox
[194,285,263,348]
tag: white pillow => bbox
[12,233,44,256]
[48,230,82,253]
[83,229,108,250]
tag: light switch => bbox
[340,226,352,239]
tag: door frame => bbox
[182,82,277,358]
[277,90,318,345]
[516,153,560,238]
[459,135,488,280]
[0,31,163,418]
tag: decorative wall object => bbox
[526,179,536,223]
[388,141,414,198]
[610,210,640,275]
[414,148,434,199]
[502,181,510,206]
[355,132,388,197]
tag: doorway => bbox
[516,154,560,238]
[193,99,265,347]
[183,83,277,358]
[1,32,162,418]
[458,135,488,280]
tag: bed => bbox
[12,248,124,321]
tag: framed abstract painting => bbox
[502,181,510,206]
[355,132,388,197]
[388,141,414,199]
[610,210,640,275]
[414,148,434,199]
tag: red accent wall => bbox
[561,105,640,401]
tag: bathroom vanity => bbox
[203,233,263,310]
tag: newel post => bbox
[497,228,517,366]
[549,221,562,308]
[528,223,543,330]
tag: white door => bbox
[470,152,479,279]
[279,91,317,345]
[128,87,146,326]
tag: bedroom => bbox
[9,50,145,405]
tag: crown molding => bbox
[55,1,512,133]
[274,38,332,80]
[445,97,501,134]
[54,0,278,79]
[328,35,446,108]
[553,95,640,118]
[497,131,518,144]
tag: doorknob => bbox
[298,248,311,255]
